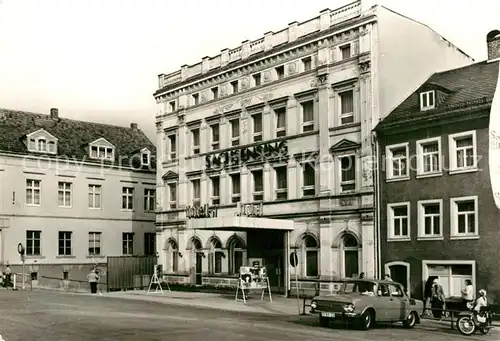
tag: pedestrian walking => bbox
[87,267,99,294]
[4,264,12,289]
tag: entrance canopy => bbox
[186,216,294,232]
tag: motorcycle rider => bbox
[472,289,488,324]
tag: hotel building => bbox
[154,0,473,295]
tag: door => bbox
[344,250,359,278]
[195,253,203,285]
[390,265,408,292]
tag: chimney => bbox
[50,108,59,120]
[130,123,138,130]
[487,30,500,61]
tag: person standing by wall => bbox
[431,278,446,319]
[4,264,12,289]
[461,279,474,310]
[87,267,99,294]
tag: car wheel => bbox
[358,310,373,330]
[319,316,330,328]
[403,311,417,328]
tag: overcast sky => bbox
[0,0,498,142]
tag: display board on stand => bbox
[235,265,272,303]
[147,264,170,295]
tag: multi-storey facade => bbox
[374,31,500,301]
[0,108,157,290]
[154,0,473,295]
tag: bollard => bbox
[12,274,16,290]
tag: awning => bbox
[186,216,294,231]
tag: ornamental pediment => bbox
[329,139,361,153]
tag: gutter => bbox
[371,131,381,279]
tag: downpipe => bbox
[371,132,382,279]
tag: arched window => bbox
[343,234,359,278]
[167,239,179,272]
[208,238,223,274]
[228,237,244,275]
[301,235,319,277]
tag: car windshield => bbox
[341,281,376,295]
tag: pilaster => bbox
[318,76,332,195]
[286,95,298,136]
[200,122,208,154]
[241,166,250,203]
[359,72,374,189]
[263,163,271,201]
[200,173,209,205]
[319,8,331,31]
[220,170,228,205]
[219,116,228,150]
[262,105,272,141]
[361,212,375,278]
[288,21,298,42]
[287,157,298,199]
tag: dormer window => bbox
[89,138,115,161]
[140,148,151,166]
[26,129,58,154]
[420,90,435,111]
[38,139,47,152]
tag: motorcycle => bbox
[456,306,492,336]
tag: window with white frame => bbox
[301,101,314,132]
[426,263,473,298]
[302,163,315,197]
[275,107,287,137]
[417,138,441,174]
[122,232,134,255]
[168,134,177,160]
[230,118,240,146]
[210,176,220,205]
[340,90,354,125]
[252,113,263,142]
[210,123,220,150]
[420,90,435,111]
[387,203,410,240]
[144,188,156,212]
[230,173,241,203]
[26,230,41,256]
[141,150,151,166]
[418,200,442,238]
[449,131,477,171]
[340,44,351,60]
[58,182,72,208]
[252,169,264,201]
[122,187,134,210]
[38,138,47,152]
[451,196,478,238]
[191,128,200,155]
[144,232,156,255]
[88,184,102,209]
[191,179,201,206]
[90,145,114,161]
[168,183,177,209]
[58,231,72,256]
[274,166,288,200]
[340,155,356,192]
[26,179,41,206]
[88,232,101,255]
[386,144,409,179]
[208,239,223,274]
[302,56,312,72]
[27,132,57,154]
[301,235,319,277]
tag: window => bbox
[191,128,200,155]
[420,90,435,111]
[141,151,150,166]
[169,101,176,112]
[231,80,239,93]
[122,232,134,255]
[230,118,240,146]
[253,73,261,86]
[58,231,72,256]
[88,184,102,209]
[275,65,285,80]
[417,138,441,175]
[63,271,69,280]
[228,237,244,275]
[144,188,156,212]
[192,93,199,105]
[252,170,263,201]
[208,239,223,274]
[28,135,57,154]
[38,138,47,152]
[167,240,179,272]
[340,155,356,192]
[122,187,134,210]
[88,232,101,256]
[301,235,318,277]
[301,101,314,132]
[340,90,354,125]
[168,134,177,160]
[275,166,288,200]
[231,173,241,203]
[211,176,220,205]
[90,145,114,160]
[302,163,315,197]
[426,263,473,298]
[26,179,41,206]
[48,141,56,153]
[210,123,220,150]
[451,196,478,238]
[418,200,442,239]
[191,179,201,206]
[302,57,312,71]
[211,87,219,100]
[58,182,72,208]
[386,143,409,179]
[275,107,286,137]
[252,113,262,142]
[26,230,41,256]
[340,44,351,59]
[449,131,477,172]
[144,232,156,255]
[168,183,177,209]
[387,203,410,240]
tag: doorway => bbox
[343,234,360,278]
[195,253,203,285]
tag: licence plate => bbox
[321,312,336,318]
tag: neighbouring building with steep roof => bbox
[374,31,500,303]
[0,108,157,290]
[153,0,473,296]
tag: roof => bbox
[376,60,500,131]
[0,108,156,170]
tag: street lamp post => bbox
[17,243,25,290]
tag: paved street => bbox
[0,289,496,341]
